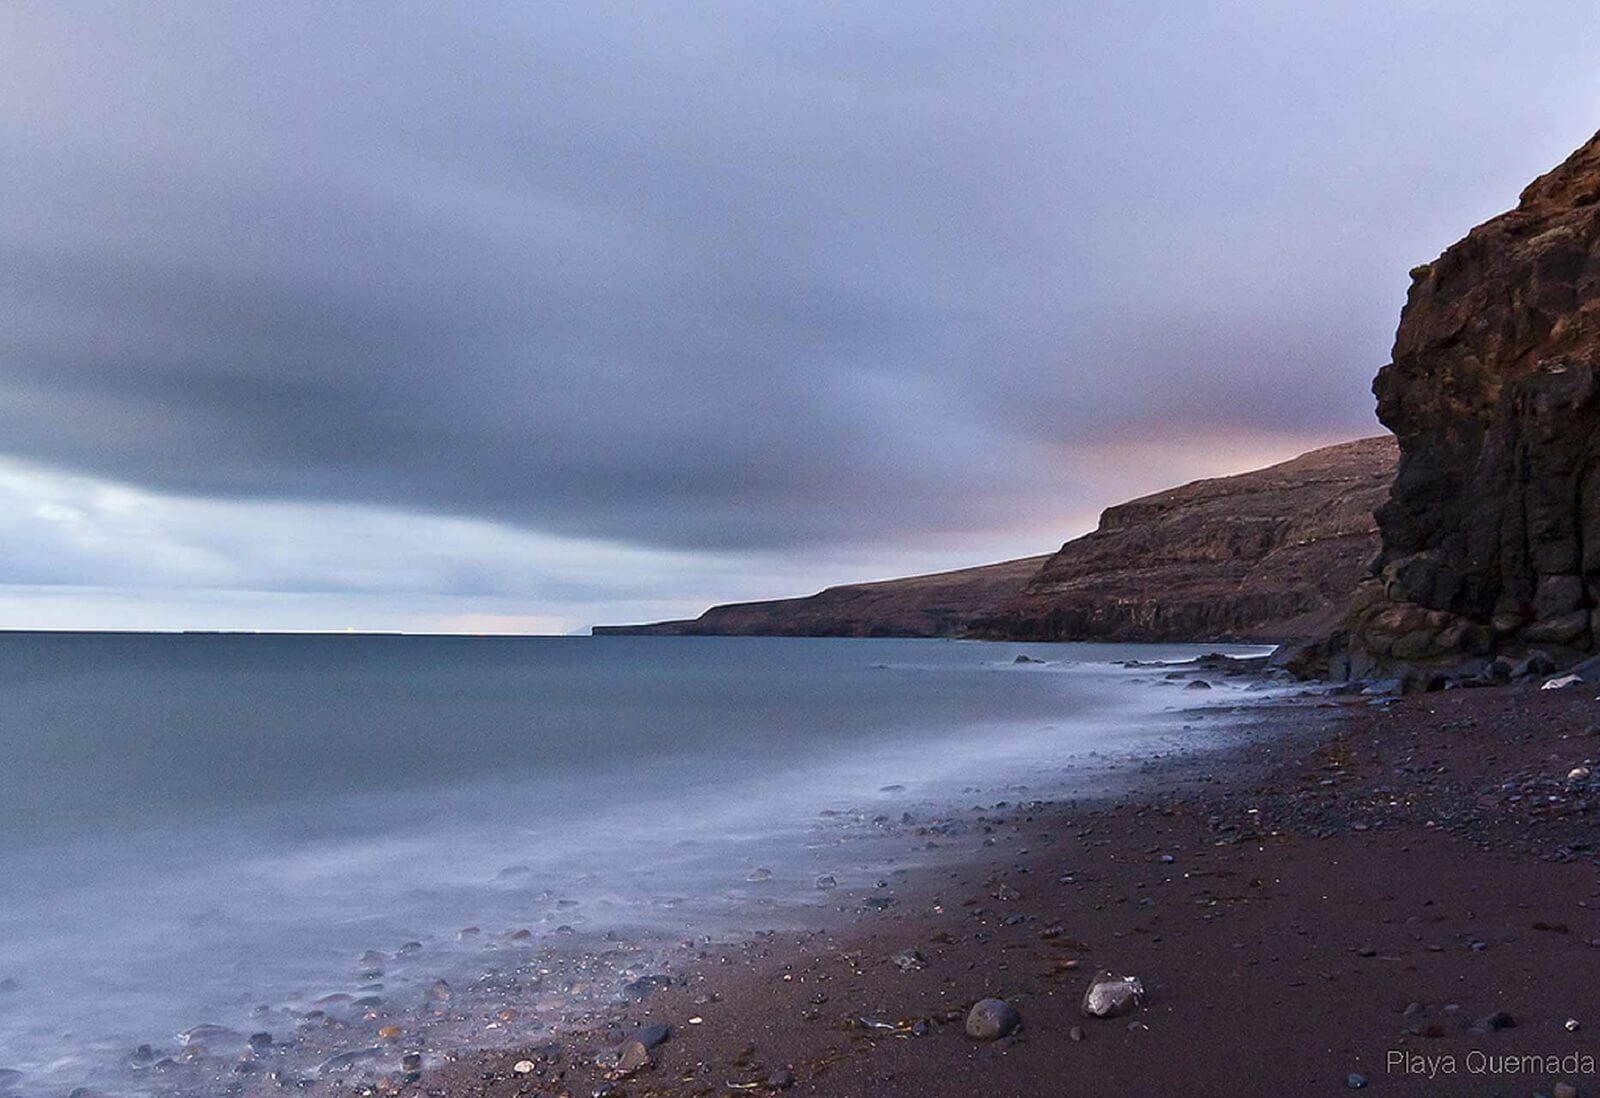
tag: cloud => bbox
[0,3,1598,624]
[0,456,1031,631]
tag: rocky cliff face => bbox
[593,555,1051,638]
[1348,132,1600,675]
[971,437,1395,643]
[599,437,1395,643]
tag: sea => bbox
[0,632,1283,1095]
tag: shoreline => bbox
[385,681,1600,1098]
[5,640,1286,1098]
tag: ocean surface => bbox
[0,633,1279,1095]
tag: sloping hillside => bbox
[593,555,1050,638]
[597,436,1396,643]
[971,436,1395,642]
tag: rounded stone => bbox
[965,998,1021,1040]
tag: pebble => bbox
[615,1039,650,1075]
[766,1067,796,1089]
[513,1060,535,1074]
[1473,1010,1515,1033]
[746,867,773,882]
[965,998,1021,1040]
[179,1024,238,1047]
[1554,1083,1578,1098]
[1069,1026,1085,1042]
[1347,1072,1367,1089]
[317,1047,386,1074]
[623,974,674,1000]
[890,948,928,971]
[814,874,838,890]
[1081,971,1145,1018]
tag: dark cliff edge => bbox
[1342,130,1600,680]
[596,437,1395,643]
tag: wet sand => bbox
[385,683,1600,1097]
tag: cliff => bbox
[970,437,1395,643]
[593,555,1050,638]
[1348,131,1600,674]
[598,437,1396,643]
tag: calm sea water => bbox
[0,633,1274,1094]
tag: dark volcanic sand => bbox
[278,684,1600,1097]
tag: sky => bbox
[1,3,1598,633]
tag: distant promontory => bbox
[595,436,1396,644]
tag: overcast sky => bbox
[1,3,1597,632]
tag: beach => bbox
[392,682,1600,1098]
[9,638,1597,1097]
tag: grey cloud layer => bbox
[2,2,1599,554]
